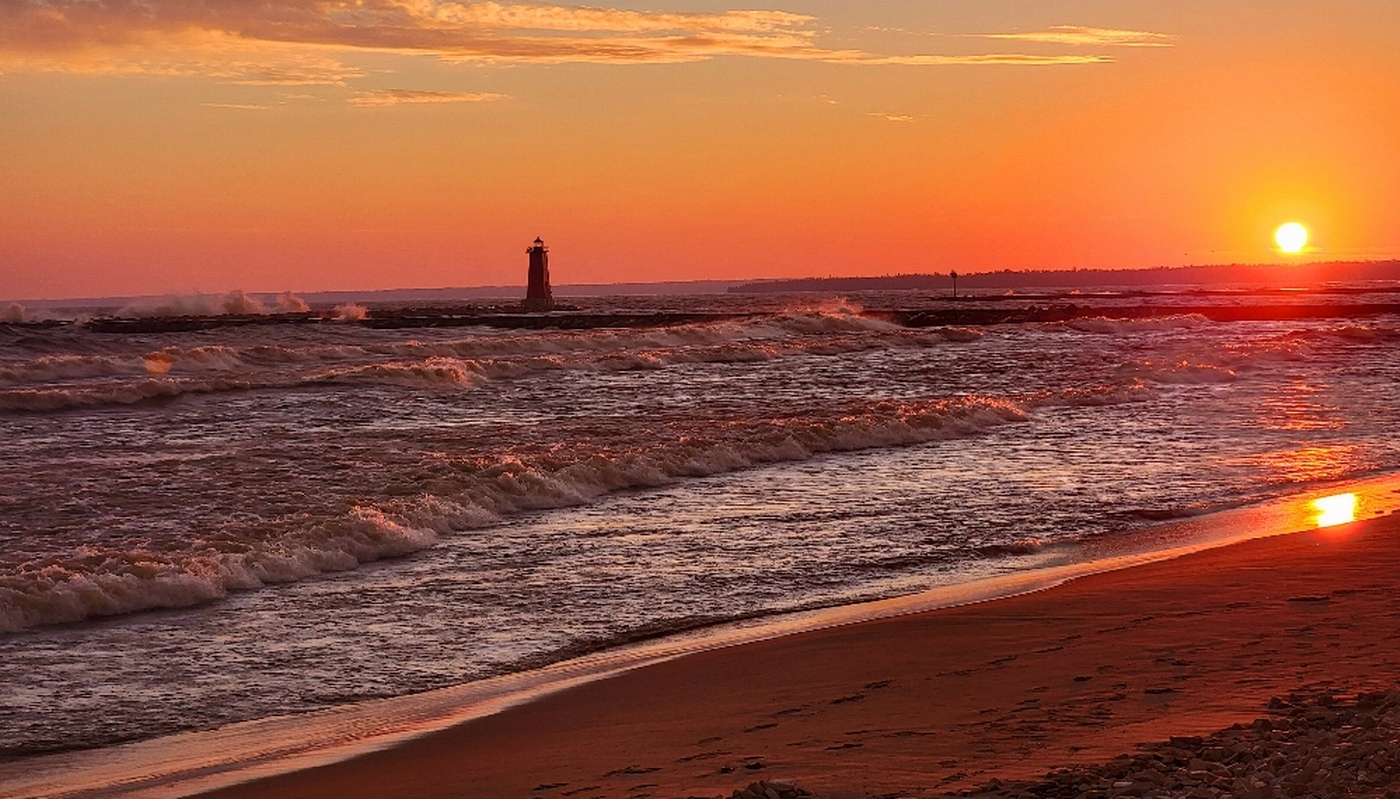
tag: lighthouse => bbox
[524,237,553,311]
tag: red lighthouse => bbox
[524,237,553,311]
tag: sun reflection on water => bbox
[1249,445,1364,484]
[1313,493,1358,528]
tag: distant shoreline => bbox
[728,259,1400,294]
[9,260,1399,309]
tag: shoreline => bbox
[4,476,1398,798]
[193,507,1400,799]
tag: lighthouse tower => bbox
[524,237,553,311]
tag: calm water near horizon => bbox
[2,287,1399,771]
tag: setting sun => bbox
[1276,222,1309,254]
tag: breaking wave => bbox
[0,313,968,412]
[1284,322,1400,345]
[333,303,369,322]
[937,326,985,342]
[314,358,486,388]
[0,507,440,633]
[1118,359,1237,385]
[0,362,487,411]
[0,395,1029,633]
[116,291,310,318]
[1062,314,1211,334]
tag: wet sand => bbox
[199,513,1400,799]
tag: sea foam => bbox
[0,395,1028,633]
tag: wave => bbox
[0,379,225,412]
[0,506,440,634]
[0,358,492,411]
[333,303,369,321]
[1117,506,1208,523]
[1117,359,1237,385]
[976,538,1045,557]
[0,312,970,410]
[0,308,971,377]
[313,357,486,388]
[937,326,985,342]
[1283,322,1400,345]
[0,346,281,387]
[116,291,310,318]
[0,396,1029,633]
[1061,314,1211,334]
[1192,322,1400,373]
[767,309,900,335]
[0,354,149,384]
[1035,382,1156,407]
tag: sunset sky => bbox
[2,1,1398,300]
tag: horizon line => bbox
[7,259,1399,307]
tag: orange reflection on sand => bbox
[1313,494,1358,528]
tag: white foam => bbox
[0,396,1028,633]
[1063,314,1211,334]
[272,292,310,313]
[115,291,309,319]
[0,311,968,409]
[312,357,486,389]
[1118,359,1237,385]
[332,303,369,321]
[0,507,442,634]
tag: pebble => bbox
[727,780,817,799]
[942,686,1400,798]
[727,685,1400,798]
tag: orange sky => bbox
[2,1,1398,299]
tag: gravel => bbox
[730,686,1400,799]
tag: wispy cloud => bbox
[979,26,1176,48]
[407,3,814,34]
[0,29,367,84]
[202,102,270,110]
[0,2,1141,77]
[869,112,915,122]
[349,89,509,106]
[830,52,1109,66]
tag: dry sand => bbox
[199,513,1400,799]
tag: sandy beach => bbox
[190,509,1400,799]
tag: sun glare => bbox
[1313,493,1357,528]
[1275,222,1309,254]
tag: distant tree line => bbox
[728,261,1400,294]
